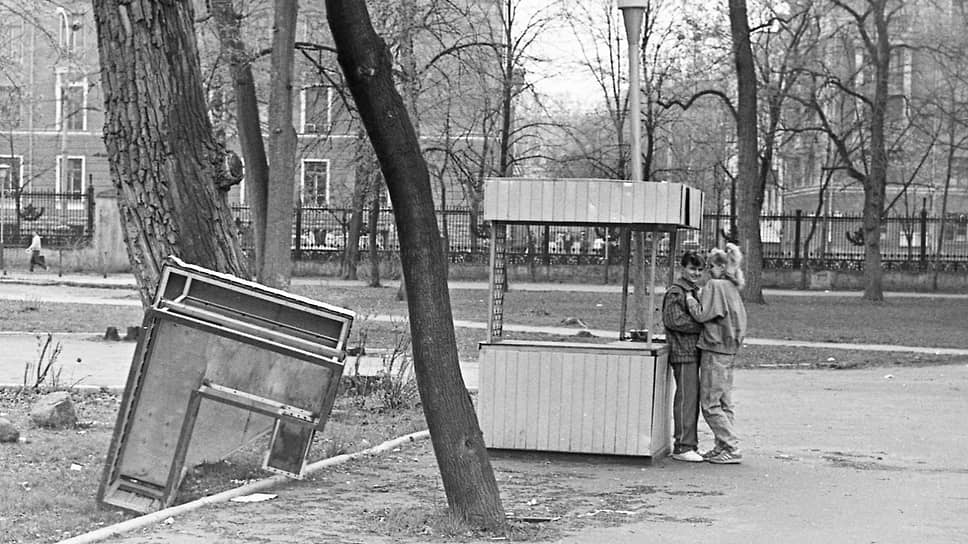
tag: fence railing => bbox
[231,206,968,271]
[1,187,95,248]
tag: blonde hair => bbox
[708,243,745,288]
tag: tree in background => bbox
[326,0,506,531]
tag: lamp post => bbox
[619,0,647,183]
[618,0,656,345]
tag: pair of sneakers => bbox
[702,446,742,464]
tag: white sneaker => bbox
[671,450,704,462]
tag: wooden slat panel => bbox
[637,354,654,454]
[586,180,600,223]
[579,357,596,452]
[626,356,643,454]
[620,182,635,223]
[478,348,495,444]
[654,182,670,224]
[513,350,530,449]
[567,352,584,451]
[490,348,508,447]
[541,180,557,222]
[529,180,544,222]
[646,182,660,224]
[602,355,619,454]
[536,351,552,451]
[562,180,579,224]
[523,353,540,449]
[630,183,646,223]
[547,352,563,450]
[651,351,673,456]
[613,355,631,454]
[589,355,611,453]
[694,191,705,229]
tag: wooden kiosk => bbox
[477,177,703,458]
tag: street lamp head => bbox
[617,0,649,9]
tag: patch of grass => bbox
[0,300,143,333]
[291,285,968,350]
[0,388,424,544]
[738,344,967,369]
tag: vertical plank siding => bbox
[482,178,702,229]
[478,344,672,457]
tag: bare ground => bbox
[100,364,968,544]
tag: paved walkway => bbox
[1,271,965,389]
[2,269,968,297]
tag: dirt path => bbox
[93,364,968,544]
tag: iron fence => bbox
[1,187,95,248]
[230,206,968,271]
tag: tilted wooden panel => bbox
[483,178,703,228]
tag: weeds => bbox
[22,333,64,392]
[343,315,419,411]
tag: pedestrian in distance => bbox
[662,250,706,463]
[26,231,49,272]
[686,242,748,464]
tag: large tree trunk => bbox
[93,0,248,306]
[326,1,506,531]
[210,0,270,281]
[262,0,298,290]
[728,0,764,303]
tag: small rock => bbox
[29,391,78,429]
[0,417,20,443]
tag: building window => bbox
[951,157,968,187]
[1,17,24,63]
[0,155,23,194]
[58,9,84,54]
[301,86,331,134]
[0,85,21,128]
[56,74,87,131]
[301,159,329,206]
[56,156,85,196]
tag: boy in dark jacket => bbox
[662,250,705,462]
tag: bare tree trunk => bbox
[368,188,381,287]
[93,0,248,306]
[326,1,506,530]
[263,0,298,290]
[209,0,269,281]
[728,0,764,303]
[862,0,889,301]
[344,136,371,281]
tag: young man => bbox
[661,250,706,462]
[686,243,748,464]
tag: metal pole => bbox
[620,0,647,336]
[618,228,633,339]
[647,233,659,347]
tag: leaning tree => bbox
[326,0,507,532]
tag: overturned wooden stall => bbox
[98,257,354,513]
